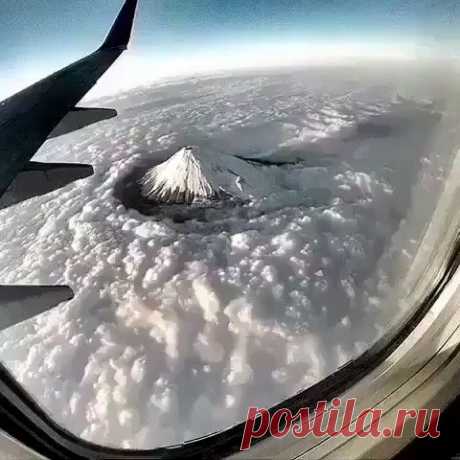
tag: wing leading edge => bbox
[0,0,138,331]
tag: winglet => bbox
[100,0,138,51]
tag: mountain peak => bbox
[140,146,275,204]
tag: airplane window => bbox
[0,0,459,453]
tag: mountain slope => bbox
[140,146,276,204]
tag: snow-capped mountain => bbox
[140,145,277,204]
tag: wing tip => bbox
[100,0,138,51]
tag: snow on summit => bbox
[141,145,275,203]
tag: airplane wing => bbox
[0,286,74,332]
[0,0,138,206]
[0,0,138,331]
[0,162,94,211]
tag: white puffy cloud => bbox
[0,67,446,448]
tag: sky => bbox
[0,0,459,99]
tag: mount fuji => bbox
[140,146,278,204]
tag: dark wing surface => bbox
[0,0,138,331]
[0,0,138,201]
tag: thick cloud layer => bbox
[0,68,448,448]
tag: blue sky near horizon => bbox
[0,0,459,99]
